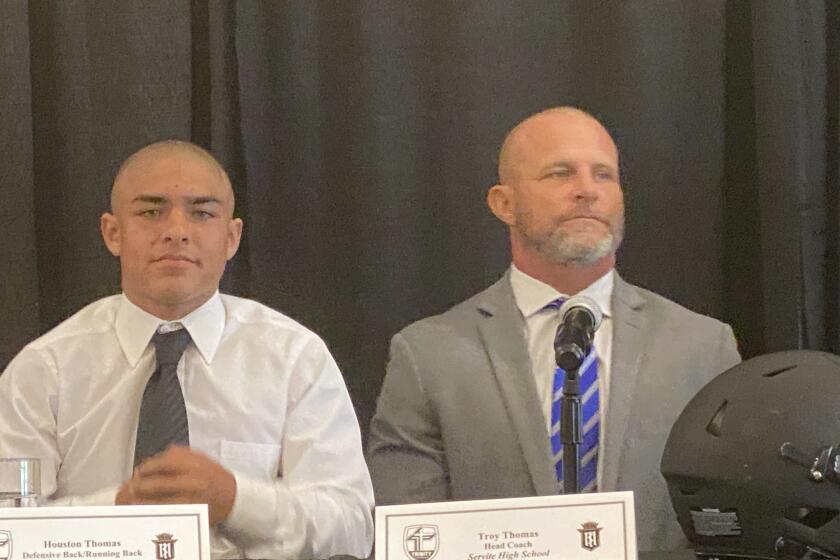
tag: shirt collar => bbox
[509,264,614,319]
[115,292,226,367]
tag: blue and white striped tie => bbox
[547,300,600,492]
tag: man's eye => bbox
[193,210,214,219]
[595,171,615,181]
[547,168,571,178]
[139,209,160,217]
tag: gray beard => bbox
[536,230,617,266]
[518,219,624,267]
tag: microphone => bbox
[554,295,603,371]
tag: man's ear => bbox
[486,184,517,226]
[225,217,244,260]
[100,213,122,256]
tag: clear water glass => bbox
[0,458,40,507]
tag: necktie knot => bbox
[544,297,566,311]
[152,329,192,368]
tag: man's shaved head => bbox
[497,107,618,186]
[111,140,234,216]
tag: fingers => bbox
[134,445,193,477]
[115,480,137,505]
[118,446,236,525]
[132,473,199,499]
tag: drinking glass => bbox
[0,458,40,507]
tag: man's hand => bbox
[116,445,237,525]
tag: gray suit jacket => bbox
[367,270,740,552]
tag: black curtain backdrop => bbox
[2,1,839,437]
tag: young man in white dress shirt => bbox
[0,141,374,559]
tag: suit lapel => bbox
[602,274,648,491]
[476,272,558,495]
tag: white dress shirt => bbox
[0,292,374,559]
[509,265,614,487]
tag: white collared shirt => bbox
[0,292,374,559]
[509,265,614,487]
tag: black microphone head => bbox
[554,295,603,370]
[556,344,586,371]
[558,295,603,330]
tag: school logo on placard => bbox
[578,521,602,551]
[0,530,12,560]
[152,532,178,560]
[403,524,439,560]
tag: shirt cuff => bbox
[221,471,300,549]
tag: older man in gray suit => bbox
[367,106,740,552]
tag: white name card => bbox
[376,491,637,560]
[0,504,210,560]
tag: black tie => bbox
[134,328,192,466]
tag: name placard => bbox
[0,504,210,560]
[376,491,636,560]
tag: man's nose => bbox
[162,209,190,243]
[571,173,599,202]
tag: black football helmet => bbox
[661,350,840,560]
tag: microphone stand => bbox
[554,296,602,495]
[560,364,582,494]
